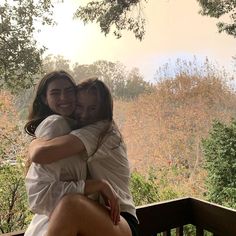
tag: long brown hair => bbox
[77,78,113,121]
[24,70,76,136]
[77,78,122,154]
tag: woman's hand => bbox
[84,179,120,225]
[28,138,45,162]
[100,180,120,225]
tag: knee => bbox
[56,194,86,212]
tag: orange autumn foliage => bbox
[0,90,28,164]
[114,74,236,198]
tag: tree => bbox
[42,55,72,74]
[92,60,126,96]
[0,164,30,234]
[130,171,159,206]
[0,91,30,233]
[123,68,154,99]
[74,0,236,40]
[197,0,236,38]
[74,0,146,40]
[0,0,54,92]
[202,120,236,209]
[130,169,179,206]
[0,91,28,162]
[73,59,153,99]
[72,63,98,81]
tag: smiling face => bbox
[75,90,100,127]
[43,78,76,116]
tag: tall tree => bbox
[0,0,54,92]
[124,68,153,99]
[197,0,236,38]
[42,55,72,74]
[72,59,153,99]
[73,60,127,95]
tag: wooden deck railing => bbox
[136,197,236,235]
[2,197,236,236]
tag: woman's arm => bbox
[29,134,85,164]
[29,115,85,164]
[30,120,107,164]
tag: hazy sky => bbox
[36,0,236,81]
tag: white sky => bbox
[36,0,236,82]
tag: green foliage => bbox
[197,0,236,38]
[0,0,54,92]
[0,163,31,234]
[74,0,146,40]
[130,168,182,207]
[202,119,236,208]
[130,171,159,206]
[119,68,154,100]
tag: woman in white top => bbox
[24,72,119,236]
[29,78,139,236]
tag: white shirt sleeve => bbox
[26,163,85,216]
[35,115,74,139]
[25,115,85,216]
[70,120,108,156]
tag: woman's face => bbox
[43,78,76,116]
[75,90,100,127]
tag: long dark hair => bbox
[77,78,122,154]
[24,70,76,136]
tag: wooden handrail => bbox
[190,198,236,235]
[0,231,24,236]
[136,197,192,235]
[136,197,236,236]
[1,197,236,236]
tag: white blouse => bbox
[71,121,138,221]
[25,115,87,236]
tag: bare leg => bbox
[46,194,132,236]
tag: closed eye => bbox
[50,91,60,96]
[65,88,75,94]
[89,106,97,111]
